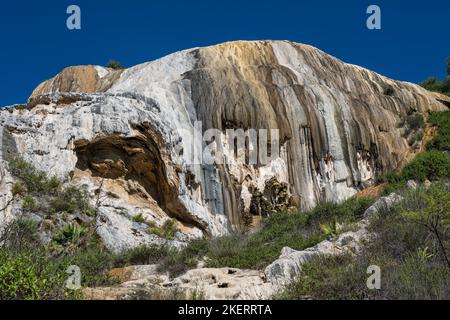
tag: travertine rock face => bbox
[0,40,447,250]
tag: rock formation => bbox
[0,40,447,251]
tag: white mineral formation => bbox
[0,40,448,251]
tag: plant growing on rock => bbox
[147,220,178,240]
[133,213,147,224]
[106,60,123,70]
[54,223,88,246]
[11,182,27,196]
[401,183,450,268]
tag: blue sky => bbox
[0,0,449,107]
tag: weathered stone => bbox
[406,180,418,190]
[0,40,446,250]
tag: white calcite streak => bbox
[0,40,447,251]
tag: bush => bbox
[132,213,147,224]
[203,197,374,269]
[420,75,450,97]
[64,238,117,287]
[2,218,40,251]
[399,151,450,182]
[401,183,450,267]
[428,111,450,152]
[278,184,450,300]
[12,182,27,196]
[0,243,116,300]
[9,157,60,194]
[106,60,123,70]
[406,114,425,131]
[48,186,96,217]
[22,196,37,211]
[114,245,171,267]
[54,223,88,246]
[147,220,178,240]
[113,238,210,279]
[0,248,65,300]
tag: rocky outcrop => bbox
[31,66,122,98]
[0,40,447,250]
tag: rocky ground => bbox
[82,192,403,300]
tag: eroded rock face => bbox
[0,40,447,250]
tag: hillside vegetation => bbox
[419,58,450,97]
[1,110,449,300]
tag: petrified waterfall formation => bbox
[0,40,448,251]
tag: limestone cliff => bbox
[0,40,447,251]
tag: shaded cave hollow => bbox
[73,134,205,231]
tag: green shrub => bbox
[9,157,60,194]
[9,157,95,218]
[420,63,450,97]
[12,182,27,196]
[3,218,40,251]
[204,197,374,270]
[399,151,450,182]
[113,245,171,267]
[147,220,178,240]
[428,111,450,152]
[420,77,444,92]
[48,186,95,216]
[278,184,450,300]
[133,213,147,224]
[54,223,88,246]
[22,196,37,211]
[64,238,117,287]
[401,183,450,267]
[106,60,123,70]
[0,247,81,300]
[406,114,425,131]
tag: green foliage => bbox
[420,77,444,92]
[0,218,84,300]
[278,185,450,300]
[157,238,209,278]
[132,213,147,224]
[381,111,450,193]
[428,110,450,152]
[48,186,95,216]
[419,59,450,96]
[147,219,178,240]
[22,196,37,211]
[399,151,450,182]
[63,238,117,287]
[3,218,40,251]
[54,223,88,246]
[112,238,210,279]
[203,197,374,269]
[114,245,171,266]
[420,76,450,96]
[9,157,60,194]
[12,182,27,196]
[0,249,65,300]
[406,113,425,131]
[106,60,123,70]
[9,157,96,218]
[401,183,450,267]
[382,151,450,193]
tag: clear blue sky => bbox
[0,0,449,107]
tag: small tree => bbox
[402,184,450,269]
[106,60,123,70]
